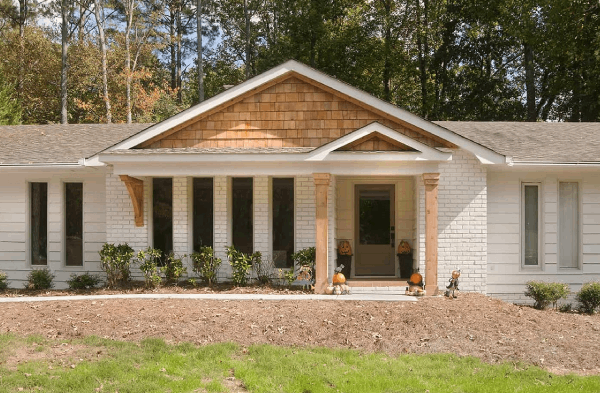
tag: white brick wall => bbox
[214,176,230,279]
[254,176,270,258]
[296,176,316,251]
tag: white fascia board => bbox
[95,60,504,164]
[305,122,452,161]
[323,152,451,161]
[112,161,440,177]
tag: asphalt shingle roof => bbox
[434,121,600,163]
[105,147,316,155]
[0,124,152,165]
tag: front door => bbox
[354,185,396,276]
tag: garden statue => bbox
[445,270,461,298]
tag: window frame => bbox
[521,182,543,270]
[271,177,295,269]
[151,177,174,258]
[557,180,582,271]
[191,177,214,252]
[64,181,85,267]
[29,181,49,266]
[230,177,254,255]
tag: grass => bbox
[0,334,599,393]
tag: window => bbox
[153,178,173,258]
[65,183,83,266]
[522,183,540,267]
[559,182,579,268]
[232,177,253,254]
[193,178,213,251]
[272,178,294,268]
[30,182,48,265]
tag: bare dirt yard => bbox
[1,293,599,376]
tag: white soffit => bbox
[93,60,506,164]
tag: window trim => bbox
[271,176,296,269]
[230,177,254,255]
[557,180,582,271]
[521,182,543,270]
[191,177,215,252]
[29,181,49,267]
[63,181,85,268]
[151,177,174,256]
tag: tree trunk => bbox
[60,0,68,124]
[524,42,536,121]
[197,0,204,102]
[416,0,428,119]
[382,0,391,102]
[176,0,182,103]
[93,0,112,123]
[244,0,251,79]
[170,8,176,90]
[125,0,134,124]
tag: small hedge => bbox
[524,281,570,310]
[26,268,55,290]
[576,282,600,314]
[0,270,7,290]
[67,272,101,290]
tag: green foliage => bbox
[136,248,162,289]
[524,281,570,310]
[25,268,54,290]
[0,68,21,125]
[291,247,316,286]
[576,282,600,314]
[226,246,251,286]
[251,252,274,285]
[0,270,8,290]
[279,269,296,287]
[66,272,101,290]
[161,253,187,285]
[190,246,222,286]
[99,243,134,288]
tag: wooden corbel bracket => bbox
[119,175,144,227]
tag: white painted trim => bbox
[89,60,505,165]
[520,182,543,270]
[305,122,452,161]
[557,179,583,271]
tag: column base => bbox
[425,285,439,296]
[314,280,328,294]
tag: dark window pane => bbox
[153,178,173,259]
[65,183,83,266]
[273,178,294,268]
[359,189,390,245]
[232,177,253,254]
[31,183,47,265]
[193,178,213,251]
[524,185,538,266]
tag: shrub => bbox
[162,253,187,285]
[227,246,251,286]
[524,281,570,310]
[99,243,134,287]
[26,268,54,290]
[0,270,7,290]
[278,268,296,287]
[576,282,600,314]
[292,247,316,286]
[191,246,222,286]
[251,252,274,285]
[137,248,162,288]
[67,272,101,290]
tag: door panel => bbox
[355,185,396,276]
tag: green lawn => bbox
[0,334,598,393]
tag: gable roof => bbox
[435,121,600,164]
[0,124,151,165]
[99,60,505,164]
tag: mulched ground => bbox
[1,292,599,376]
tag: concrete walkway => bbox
[0,292,418,303]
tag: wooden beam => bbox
[423,173,440,296]
[313,173,331,294]
[119,175,144,227]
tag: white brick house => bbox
[1,60,600,302]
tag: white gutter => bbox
[512,161,600,167]
[0,163,83,168]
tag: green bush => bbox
[161,253,187,285]
[137,248,162,288]
[524,281,570,310]
[292,247,316,286]
[67,272,101,290]
[227,246,251,286]
[251,252,274,285]
[191,246,222,286]
[0,270,7,290]
[576,282,600,314]
[99,243,134,287]
[26,268,55,290]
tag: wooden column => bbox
[120,175,144,227]
[423,173,440,296]
[313,173,331,294]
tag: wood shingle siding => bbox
[139,77,447,150]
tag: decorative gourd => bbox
[325,285,335,295]
[397,240,411,254]
[332,272,346,285]
[338,241,352,255]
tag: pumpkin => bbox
[338,240,352,255]
[325,285,335,295]
[397,240,411,254]
[332,272,346,285]
[409,272,423,286]
[451,270,461,279]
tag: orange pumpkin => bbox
[397,240,411,254]
[332,272,346,285]
[338,240,352,255]
[409,272,423,285]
